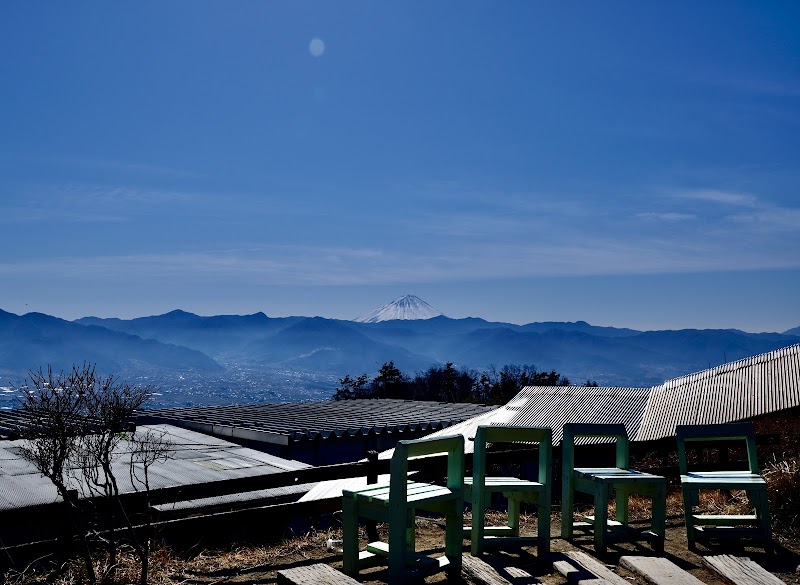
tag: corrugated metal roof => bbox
[407,386,651,451]
[636,344,800,441]
[0,424,310,512]
[504,386,650,446]
[137,399,496,444]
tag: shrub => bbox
[763,455,800,537]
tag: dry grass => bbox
[576,484,755,523]
[763,455,800,537]
[6,460,800,584]
[1,528,346,585]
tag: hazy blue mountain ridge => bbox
[68,310,800,387]
[2,307,799,408]
[76,310,305,359]
[0,309,221,375]
[239,317,434,373]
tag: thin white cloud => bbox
[676,189,759,207]
[636,212,697,222]
[0,182,215,224]
[709,76,800,99]
[55,183,197,208]
[406,180,587,216]
[728,208,800,231]
[47,155,205,180]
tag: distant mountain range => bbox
[1,296,799,406]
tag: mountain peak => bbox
[354,295,444,323]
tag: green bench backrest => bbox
[389,434,465,503]
[676,422,758,475]
[562,423,630,473]
[473,425,552,485]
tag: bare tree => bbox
[128,427,172,585]
[16,363,167,585]
[77,372,152,580]
[17,364,98,583]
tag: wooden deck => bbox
[278,549,787,584]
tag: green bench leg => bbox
[388,506,409,585]
[470,487,486,556]
[537,493,551,555]
[615,485,630,525]
[445,507,463,574]
[754,488,773,551]
[342,495,360,576]
[561,478,575,541]
[508,495,521,536]
[593,483,609,554]
[651,482,667,553]
[683,486,697,550]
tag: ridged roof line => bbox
[657,344,799,391]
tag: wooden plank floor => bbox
[564,550,631,585]
[620,556,705,585]
[702,554,785,585]
[277,563,360,585]
[461,556,516,585]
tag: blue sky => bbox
[1,2,799,332]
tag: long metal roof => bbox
[0,424,309,512]
[137,399,496,445]
[636,343,800,441]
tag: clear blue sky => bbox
[1,2,799,332]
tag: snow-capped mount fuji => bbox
[354,295,444,323]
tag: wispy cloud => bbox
[729,207,800,231]
[636,212,697,222]
[708,76,800,99]
[47,155,205,180]
[675,189,759,207]
[0,182,212,224]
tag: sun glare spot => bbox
[309,38,325,58]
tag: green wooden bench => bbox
[341,434,464,585]
[676,422,772,551]
[463,425,552,556]
[561,423,666,554]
